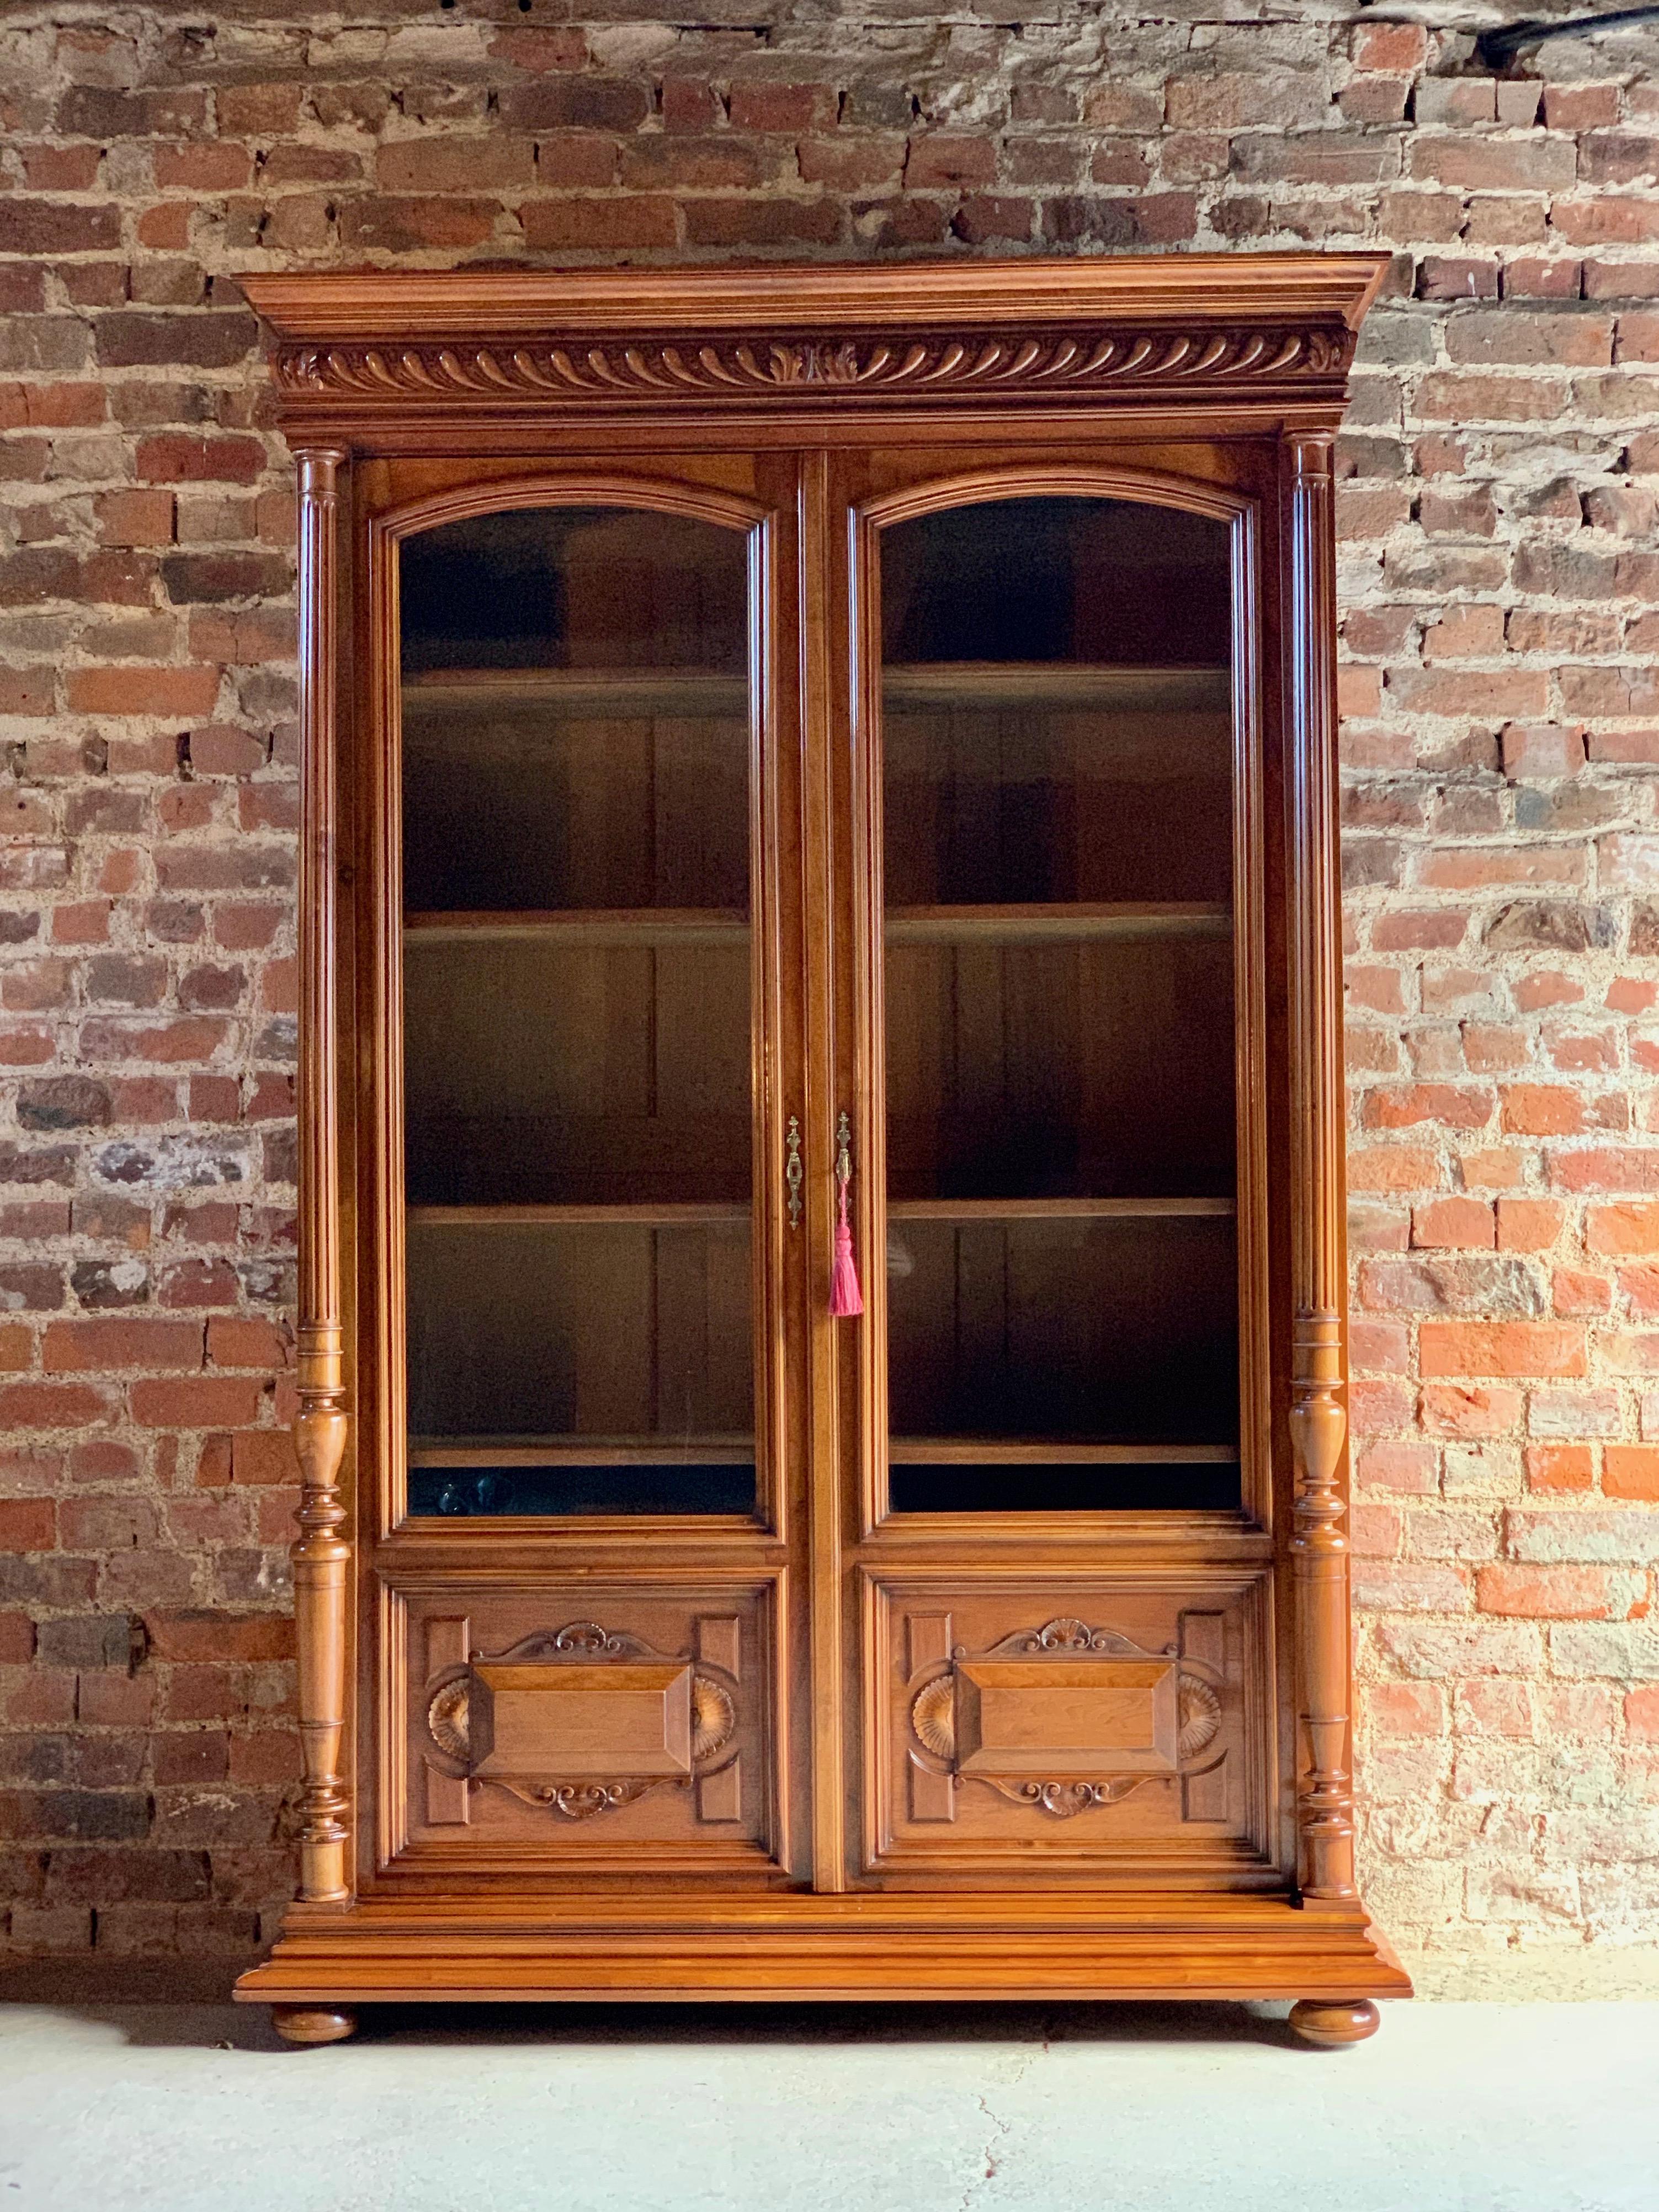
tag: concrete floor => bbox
[2,2000,1656,2211]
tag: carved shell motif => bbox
[1178,1675,1223,1763]
[427,1677,470,1763]
[691,1673,736,1763]
[910,1674,956,1762]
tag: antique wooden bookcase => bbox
[236,256,1408,2046]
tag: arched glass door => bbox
[397,502,762,1519]
[873,493,1242,1516]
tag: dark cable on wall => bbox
[1473,5,1659,66]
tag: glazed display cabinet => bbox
[236,256,1407,2046]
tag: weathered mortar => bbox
[2,1,1658,1991]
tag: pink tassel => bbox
[829,1182,863,1317]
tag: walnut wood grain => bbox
[1285,431,1358,1905]
[291,448,351,1907]
[237,253,1402,2038]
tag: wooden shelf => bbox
[410,1435,1231,1469]
[887,902,1230,944]
[405,907,748,947]
[889,1197,1233,1221]
[884,662,1231,711]
[403,667,748,717]
[407,1203,748,1227]
[410,1200,1221,1227]
[406,904,1225,947]
[411,1434,754,1468]
[402,662,1229,719]
[889,1439,1239,1465]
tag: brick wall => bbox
[2,3,1658,1995]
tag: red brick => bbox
[153,142,253,191]
[1364,1085,1495,1132]
[0,1498,55,1550]
[0,1381,113,1428]
[680,198,841,248]
[905,134,998,189]
[488,26,588,71]
[1526,1444,1595,1493]
[1412,1197,1496,1249]
[1503,258,1584,300]
[1353,20,1427,69]
[1555,1152,1659,1195]
[130,1378,268,1428]
[206,1318,289,1371]
[1419,1323,1587,1379]
[65,667,220,717]
[1603,1445,1659,1500]
[1552,1267,1612,1318]
[1368,1679,1447,1737]
[136,435,264,486]
[1502,1087,1594,1137]
[1475,1564,1617,1618]
[2,33,1658,1971]
[727,81,836,132]
[1419,1384,1524,1436]
[1543,84,1620,131]
[1497,1200,1564,1252]
[43,1320,203,1373]
[1601,1212,1659,1265]
[227,1431,297,1486]
[144,1610,293,1662]
[518,196,677,249]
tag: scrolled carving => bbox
[499,1778,668,1821]
[910,1673,958,1762]
[426,1677,471,1763]
[485,1620,666,1665]
[690,1672,736,1763]
[986,1617,1171,1660]
[981,1778,1145,1818]
[274,325,1354,409]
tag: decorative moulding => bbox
[240,254,1390,424]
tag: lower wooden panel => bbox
[387,1576,784,1876]
[236,1892,1411,2006]
[861,1569,1274,1882]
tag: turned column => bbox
[1285,429,1357,1904]
[291,447,351,1905]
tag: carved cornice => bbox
[241,256,1388,424]
[270,325,1354,409]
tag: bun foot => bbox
[1289,1998,1380,2049]
[272,2004,358,2046]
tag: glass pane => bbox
[880,497,1238,1514]
[400,507,755,1517]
